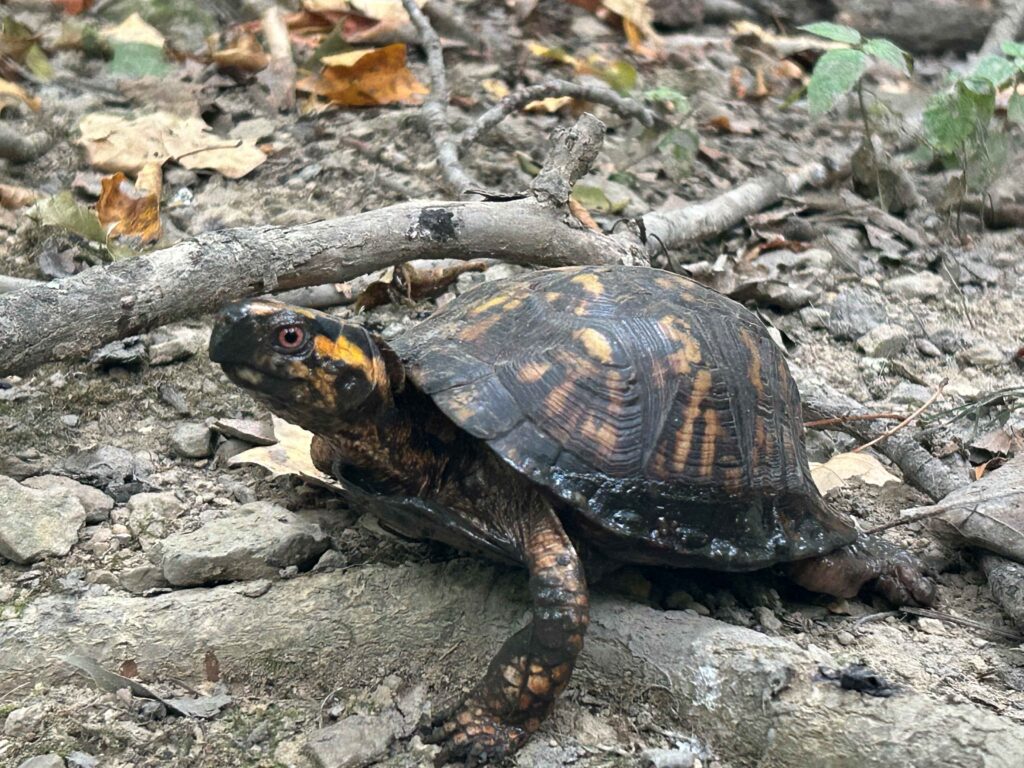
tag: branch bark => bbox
[0,198,642,377]
[2,562,1021,767]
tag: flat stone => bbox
[171,422,214,459]
[889,382,932,405]
[305,712,402,768]
[119,564,171,595]
[0,476,86,564]
[21,475,114,523]
[856,324,909,358]
[959,342,1005,369]
[148,326,208,366]
[3,703,45,738]
[884,271,945,300]
[151,502,329,586]
[16,756,64,768]
[125,491,184,547]
[828,287,887,340]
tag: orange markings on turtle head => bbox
[314,333,370,372]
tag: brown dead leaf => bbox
[568,198,600,231]
[810,452,901,495]
[96,164,162,244]
[54,0,95,13]
[103,12,165,48]
[79,112,267,179]
[229,415,344,491]
[212,32,270,73]
[296,43,427,106]
[0,183,40,209]
[0,78,41,111]
[525,95,574,112]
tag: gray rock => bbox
[214,437,252,464]
[151,502,329,586]
[959,342,1005,369]
[125,491,184,547]
[119,564,171,595]
[827,287,887,340]
[171,422,214,459]
[16,756,64,768]
[148,326,208,366]
[90,336,147,369]
[3,703,45,738]
[66,752,98,768]
[63,445,153,501]
[648,0,703,27]
[915,338,942,357]
[889,382,932,405]
[21,475,114,523]
[799,306,829,329]
[884,271,945,300]
[305,712,402,768]
[640,745,698,768]
[0,477,86,564]
[855,324,909,358]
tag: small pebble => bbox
[836,630,855,646]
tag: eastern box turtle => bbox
[210,265,935,765]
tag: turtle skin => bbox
[210,265,935,767]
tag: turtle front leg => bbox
[421,503,588,766]
[786,534,936,606]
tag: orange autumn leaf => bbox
[296,43,427,106]
[53,0,95,13]
[212,32,270,73]
[96,166,162,244]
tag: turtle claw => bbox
[419,699,527,767]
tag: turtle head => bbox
[209,299,403,431]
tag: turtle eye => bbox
[274,325,306,352]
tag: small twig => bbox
[459,79,657,150]
[401,0,479,195]
[852,607,1021,641]
[852,378,948,454]
[804,412,904,429]
[865,505,948,533]
[259,5,297,111]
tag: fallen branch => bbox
[642,149,852,254]
[259,5,297,111]
[0,115,643,377]
[803,412,904,429]
[2,562,1022,765]
[402,0,478,195]
[979,0,1024,56]
[801,382,966,503]
[852,378,947,454]
[459,79,657,150]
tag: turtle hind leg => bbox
[420,500,588,766]
[786,535,937,607]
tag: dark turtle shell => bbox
[390,265,855,570]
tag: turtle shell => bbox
[390,265,855,570]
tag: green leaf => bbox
[1002,41,1024,58]
[29,190,107,245]
[109,41,169,78]
[644,86,690,114]
[799,22,862,45]
[24,43,52,80]
[807,48,868,116]
[1008,91,1024,124]
[599,60,637,96]
[571,184,628,214]
[972,55,1016,88]
[862,38,911,75]
[923,79,995,154]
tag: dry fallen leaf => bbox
[0,78,41,111]
[79,112,267,179]
[0,183,40,209]
[481,78,510,100]
[810,452,902,495]
[96,163,162,244]
[102,12,166,48]
[297,43,427,106]
[230,415,344,491]
[525,95,574,112]
[212,32,270,73]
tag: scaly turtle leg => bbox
[787,534,936,606]
[421,500,588,766]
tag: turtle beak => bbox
[209,302,257,367]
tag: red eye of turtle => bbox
[275,325,306,351]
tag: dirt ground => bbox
[1,1,1024,767]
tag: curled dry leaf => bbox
[810,451,901,495]
[0,78,41,111]
[229,415,344,491]
[525,95,575,113]
[0,183,40,209]
[212,32,270,73]
[102,12,165,48]
[79,112,267,179]
[296,43,427,106]
[96,163,162,244]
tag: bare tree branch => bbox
[459,79,657,150]
[401,0,479,195]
